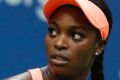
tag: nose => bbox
[54,35,68,50]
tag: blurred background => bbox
[0,0,119,80]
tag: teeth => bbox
[53,56,66,60]
[56,57,63,60]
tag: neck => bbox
[44,67,90,80]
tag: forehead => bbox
[50,5,85,22]
[49,5,97,31]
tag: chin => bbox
[48,63,74,77]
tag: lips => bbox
[49,52,69,66]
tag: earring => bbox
[95,52,99,56]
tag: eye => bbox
[71,31,83,41]
[48,27,58,37]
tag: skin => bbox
[3,6,105,80]
[45,6,105,80]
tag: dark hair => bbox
[90,0,113,80]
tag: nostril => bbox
[54,35,68,50]
[54,44,67,50]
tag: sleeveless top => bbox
[28,68,43,80]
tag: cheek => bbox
[70,40,96,68]
[45,35,53,53]
[71,40,96,57]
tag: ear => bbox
[96,39,107,55]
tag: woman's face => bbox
[46,6,101,77]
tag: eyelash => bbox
[71,31,84,41]
[48,27,58,37]
[48,27,84,41]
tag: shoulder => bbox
[2,66,48,80]
[3,72,32,80]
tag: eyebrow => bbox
[48,20,59,27]
[48,20,92,32]
[69,25,91,31]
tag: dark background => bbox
[0,0,119,80]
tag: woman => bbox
[4,0,112,80]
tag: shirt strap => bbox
[28,68,43,80]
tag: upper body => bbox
[3,0,112,80]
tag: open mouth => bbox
[50,54,69,66]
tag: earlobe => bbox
[95,39,107,55]
[95,52,99,56]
